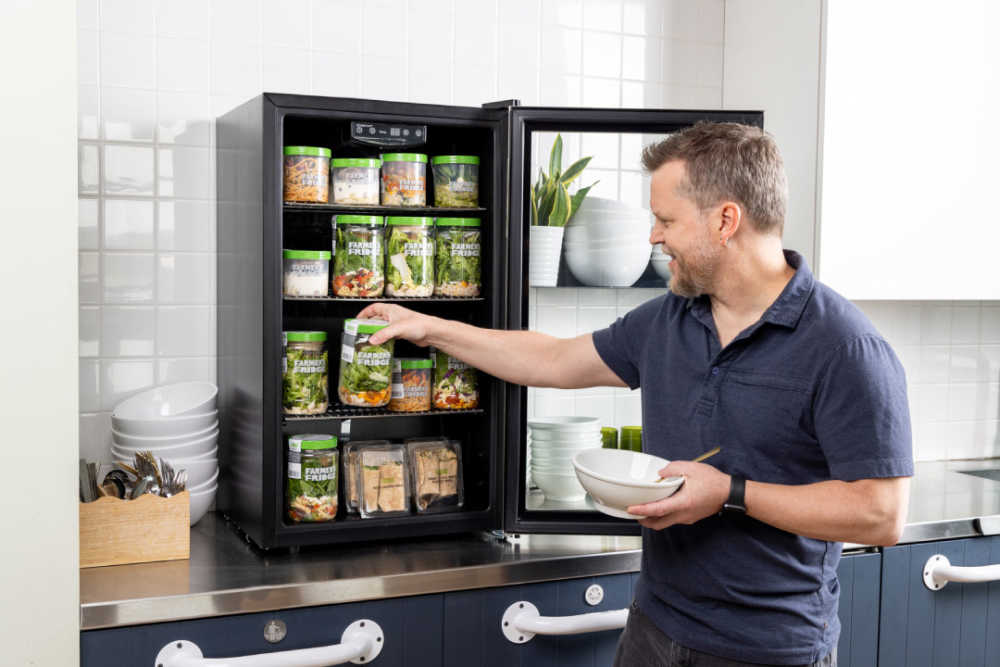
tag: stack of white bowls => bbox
[110,382,219,526]
[563,197,652,287]
[650,244,672,282]
[527,416,601,501]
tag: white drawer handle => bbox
[924,554,1000,590]
[501,601,628,644]
[154,620,384,666]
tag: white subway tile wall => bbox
[77,0,721,463]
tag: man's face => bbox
[648,161,722,298]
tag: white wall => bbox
[1,1,80,664]
[722,0,999,461]
[77,0,724,463]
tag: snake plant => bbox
[529,134,598,227]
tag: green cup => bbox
[621,426,642,452]
[601,427,618,449]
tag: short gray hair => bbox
[641,121,788,235]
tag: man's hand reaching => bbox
[628,461,731,531]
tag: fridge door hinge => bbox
[482,99,520,109]
[481,529,520,544]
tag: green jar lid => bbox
[344,318,389,334]
[386,216,434,226]
[432,155,479,165]
[283,249,331,260]
[285,331,327,343]
[335,215,383,226]
[435,217,481,227]
[284,146,331,157]
[290,434,338,450]
[398,358,433,370]
[332,157,381,168]
[381,153,428,163]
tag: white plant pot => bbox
[528,225,565,287]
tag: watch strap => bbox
[722,475,747,514]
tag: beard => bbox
[665,235,721,298]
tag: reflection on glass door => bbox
[524,130,668,512]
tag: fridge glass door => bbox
[503,107,763,535]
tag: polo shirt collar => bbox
[685,249,815,330]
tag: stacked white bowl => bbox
[650,244,672,282]
[527,416,601,501]
[563,197,653,287]
[110,382,219,526]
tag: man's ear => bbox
[718,201,742,246]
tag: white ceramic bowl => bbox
[112,409,218,438]
[188,484,216,526]
[112,382,218,420]
[528,416,600,431]
[564,245,651,287]
[110,421,218,449]
[529,431,602,443]
[650,257,672,282]
[188,468,219,493]
[530,446,603,460]
[572,449,684,519]
[532,469,587,502]
[113,444,217,464]
[112,429,218,459]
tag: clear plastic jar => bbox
[385,216,435,297]
[282,249,330,297]
[343,439,391,514]
[431,155,479,207]
[287,434,338,522]
[331,157,381,205]
[380,153,427,206]
[283,331,328,415]
[283,146,330,203]
[332,215,385,297]
[388,358,433,412]
[338,318,394,407]
[357,443,410,518]
[434,218,481,297]
[406,437,464,514]
[431,348,479,410]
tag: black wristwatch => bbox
[721,476,747,515]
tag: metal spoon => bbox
[656,446,721,482]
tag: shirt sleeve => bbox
[590,297,664,390]
[813,334,914,481]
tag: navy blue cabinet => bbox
[836,551,881,667]
[878,535,1000,667]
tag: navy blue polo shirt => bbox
[592,250,912,665]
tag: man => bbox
[359,122,912,666]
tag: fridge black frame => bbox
[502,106,765,536]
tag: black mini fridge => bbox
[216,93,762,549]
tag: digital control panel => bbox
[350,121,428,147]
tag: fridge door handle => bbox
[501,601,628,643]
[923,554,1000,590]
[154,620,384,666]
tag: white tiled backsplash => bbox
[77,0,998,465]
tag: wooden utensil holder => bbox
[79,491,190,568]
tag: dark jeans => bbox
[612,602,837,667]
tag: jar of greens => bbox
[283,146,331,203]
[381,153,427,206]
[332,215,385,297]
[287,434,338,522]
[338,319,394,407]
[431,348,479,410]
[385,216,435,297]
[431,155,479,207]
[283,331,328,415]
[434,217,481,296]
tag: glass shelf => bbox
[284,407,485,423]
[284,202,487,216]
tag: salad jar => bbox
[431,155,479,207]
[388,358,433,412]
[283,146,330,203]
[338,318,394,407]
[331,157,381,205]
[287,434,338,522]
[380,153,427,206]
[434,218,481,297]
[283,331,328,415]
[431,348,479,410]
[332,215,385,297]
[282,249,330,297]
[385,216,435,297]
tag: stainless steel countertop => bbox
[80,458,1000,631]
